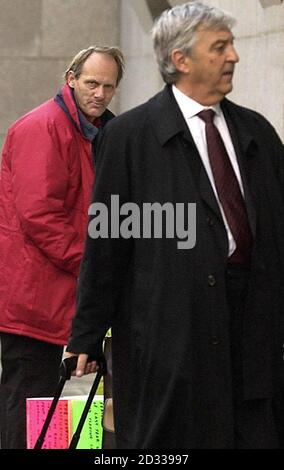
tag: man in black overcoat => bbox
[66,2,284,448]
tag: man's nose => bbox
[228,45,239,63]
[94,85,105,99]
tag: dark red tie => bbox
[198,109,252,264]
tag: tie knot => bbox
[198,109,215,124]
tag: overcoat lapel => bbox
[221,100,257,237]
[151,88,258,239]
[150,86,224,222]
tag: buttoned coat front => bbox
[68,86,284,448]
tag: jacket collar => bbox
[60,83,82,129]
[54,84,114,140]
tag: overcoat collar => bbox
[149,85,256,153]
[148,85,190,146]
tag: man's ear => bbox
[171,49,190,74]
[67,71,76,88]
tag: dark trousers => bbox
[225,264,279,449]
[0,333,63,449]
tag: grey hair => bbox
[152,1,236,84]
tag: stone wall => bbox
[208,0,284,140]
[1,0,283,147]
[0,0,121,150]
[120,0,284,140]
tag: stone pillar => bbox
[120,0,163,113]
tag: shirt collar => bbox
[172,84,222,119]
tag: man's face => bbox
[175,27,239,105]
[67,52,118,122]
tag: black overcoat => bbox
[68,86,284,448]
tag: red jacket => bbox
[0,84,112,345]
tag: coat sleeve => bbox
[67,117,133,356]
[7,118,84,277]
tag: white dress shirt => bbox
[172,85,245,256]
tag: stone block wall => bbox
[120,0,284,140]
[0,0,121,150]
[209,0,284,140]
[1,1,283,147]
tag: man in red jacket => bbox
[0,45,124,449]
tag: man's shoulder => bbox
[8,97,66,135]
[107,101,151,129]
[223,98,282,145]
[104,89,165,133]
[223,98,271,126]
